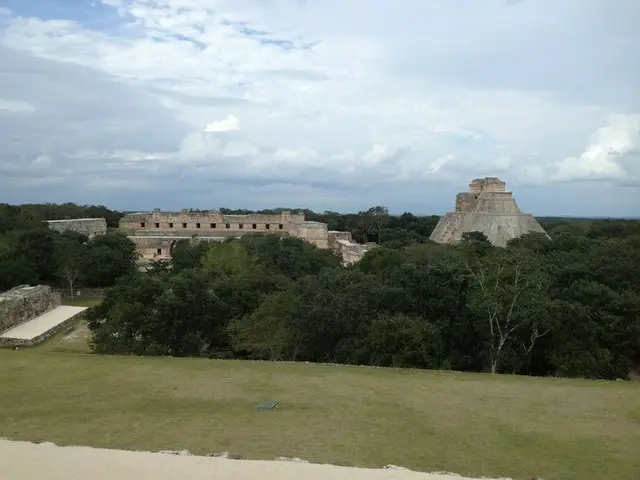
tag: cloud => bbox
[518,115,640,184]
[32,154,52,167]
[203,115,241,133]
[0,0,638,216]
[551,115,640,182]
[0,98,35,113]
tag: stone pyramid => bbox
[429,177,548,247]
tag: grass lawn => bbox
[63,298,103,308]
[0,325,638,480]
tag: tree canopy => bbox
[3,202,638,380]
[86,220,640,380]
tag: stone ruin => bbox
[429,177,549,247]
[0,285,86,347]
[0,285,60,334]
[45,218,107,239]
[119,209,373,264]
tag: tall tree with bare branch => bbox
[364,206,389,244]
[466,248,550,374]
[55,238,87,300]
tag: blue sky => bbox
[0,0,639,216]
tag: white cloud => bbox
[515,115,640,185]
[203,115,241,133]
[362,143,394,165]
[32,154,52,167]
[0,98,35,113]
[550,114,640,182]
[0,0,638,215]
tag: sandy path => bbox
[0,306,86,340]
[0,439,506,480]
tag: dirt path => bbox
[1,439,511,480]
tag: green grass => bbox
[0,325,638,480]
[63,298,103,308]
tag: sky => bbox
[0,0,639,217]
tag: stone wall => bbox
[472,192,521,214]
[46,218,107,239]
[129,235,236,259]
[333,239,375,264]
[0,285,60,334]
[291,222,329,249]
[53,287,105,301]
[328,231,353,249]
[0,309,86,347]
[120,209,304,236]
[469,177,506,194]
[455,192,476,213]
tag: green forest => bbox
[1,202,639,380]
[0,203,134,292]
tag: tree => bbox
[466,249,550,374]
[227,289,297,360]
[171,239,208,272]
[239,234,341,280]
[15,229,59,281]
[83,232,138,286]
[202,240,260,280]
[506,232,551,253]
[0,256,39,291]
[286,269,385,363]
[363,206,389,244]
[87,272,166,354]
[55,238,87,299]
[88,270,220,356]
[461,231,494,256]
[364,313,445,369]
[151,270,220,356]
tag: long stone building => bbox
[119,209,372,263]
[429,177,548,247]
[45,218,107,239]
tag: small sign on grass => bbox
[255,400,279,410]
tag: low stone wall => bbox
[0,309,86,347]
[54,287,104,301]
[0,285,60,334]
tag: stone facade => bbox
[120,209,304,235]
[430,177,549,247]
[45,218,107,239]
[326,230,375,264]
[334,239,375,264]
[327,230,353,248]
[468,177,506,194]
[120,209,371,262]
[0,285,61,335]
[291,221,329,249]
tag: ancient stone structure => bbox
[45,218,107,239]
[0,285,87,347]
[429,177,548,247]
[0,285,60,334]
[120,209,372,263]
[327,231,376,264]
